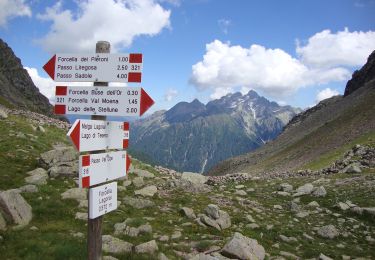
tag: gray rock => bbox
[123,180,132,187]
[189,253,217,260]
[295,183,314,195]
[158,252,170,260]
[307,201,320,208]
[235,185,245,189]
[78,200,88,208]
[102,235,133,254]
[337,202,350,211]
[279,235,298,243]
[221,232,265,260]
[30,226,38,231]
[135,240,158,254]
[103,256,119,260]
[132,177,144,188]
[312,186,327,197]
[273,205,283,210]
[48,163,78,178]
[200,215,221,230]
[246,223,260,229]
[61,188,87,201]
[134,185,158,197]
[37,125,46,133]
[296,211,310,218]
[0,190,32,226]
[234,190,247,196]
[279,251,299,259]
[0,212,6,230]
[0,106,8,119]
[245,214,256,223]
[319,253,333,260]
[39,147,77,168]
[276,191,290,196]
[363,207,375,216]
[133,168,155,178]
[278,183,293,192]
[205,204,220,219]
[159,235,169,242]
[317,225,339,239]
[181,172,208,185]
[24,170,48,185]
[18,185,38,193]
[27,168,47,176]
[288,201,301,213]
[123,196,154,209]
[180,207,196,219]
[171,230,182,240]
[75,212,87,220]
[216,210,231,230]
[343,164,361,173]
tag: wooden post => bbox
[88,41,110,260]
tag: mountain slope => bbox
[0,39,53,116]
[130,91,301,173]
[209,50,375,176]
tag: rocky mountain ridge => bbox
[0,39,53,116]
[131,90,301,173]
[210,49,375,176]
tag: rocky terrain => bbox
[210,50,375,177]
[131,90,300,173]
[0,107,374,259]
[0,39,54,117]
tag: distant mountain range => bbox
[209,50,375,176]
[130,90,301,173]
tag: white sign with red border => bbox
[54,86,154,117]
[79,151,131,188]
[43,53,143,83]
[89,182,118,219]
[67,119,129,152]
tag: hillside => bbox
[209,50,375,177]
[0,39,53,116]
[0,107,374,259]
[130,91,300,173]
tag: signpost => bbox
[43,53,143,82]
[89,182,118,219]
[79,151,131,188]
[54,86,154,116]
[45,40,153,259]
[67,119,130,152]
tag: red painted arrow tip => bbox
[69,120,80,151]
[140,88,154,116]
[43,55,56,80]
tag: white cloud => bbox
[37,0,171,53]
[190,40,348,99]
[164,88,178,101]
[191,28,374,100]
[218,19,231,34]
[0,0,31,27]
[296,28,375,68]
[316,88,340,103]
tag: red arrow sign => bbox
[54,86,154,116]
[43,53,143,82]
[67,119,130,152]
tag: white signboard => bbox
[67,119,129,152]
[79,151,130,188]
[43,53,143,82]
[89,182,117,219]
[54,86,154,116]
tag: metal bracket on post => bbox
[88,40,110,260]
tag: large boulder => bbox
[25,168,48,185]
[132,169,155,178]
[134,240,158,254]
[39,146,78,177]
[61,188,87,201]
[0,190,32,226]
[221,232,265,260]
[317,225,339,239]
[181,172,208,185]
[102,235,133,254]
[123,196,155,209]
[134,185,158,197]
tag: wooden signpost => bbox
[44,41,153,260]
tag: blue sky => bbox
[0,0,374,114]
